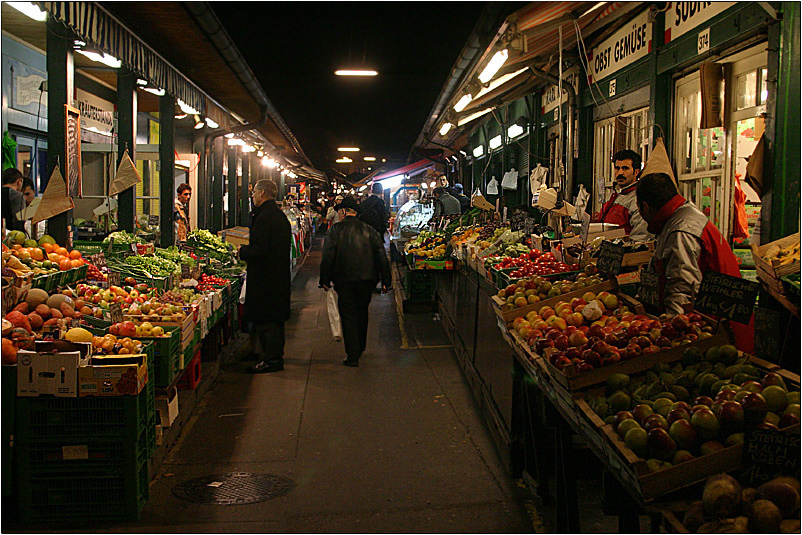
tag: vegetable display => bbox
[155,246,196,267]
[102,230,143,245]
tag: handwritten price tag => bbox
[596,241,625,276]
[89,252,107,270]
[694,271,759,324]
[107,272,121,287]
[109,302,123,323]
[638,269,660,307]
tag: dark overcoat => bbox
[239,199,292,324]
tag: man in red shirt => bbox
[636,172,753,353]
[592,149,652,242]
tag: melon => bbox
[64,327,93,343]
[46,294,73,310]
[26,288,49,309]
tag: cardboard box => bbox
[16,341,92,397]
[78,354,148,397]
[156,385,179,427]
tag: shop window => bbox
[592,107,650,211]
[674,72,725,233]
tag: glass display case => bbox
[392,199,434,239]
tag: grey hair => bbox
[254,179,278,199]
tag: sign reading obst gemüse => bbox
[664,1,737,43]
[588,9,652,84]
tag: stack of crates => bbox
[132,326,180,388]
[14,352,155,523]
[403,269,436,303]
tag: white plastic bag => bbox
[326,290,342,342]
[239,274,247,304]
[501,168,519,190]
[486,176,499,195]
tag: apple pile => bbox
[585,346,800,472]
[514,301,716,373]
[90,333,144,355]
[499,271,603,308]
[495,250,578,278]
[74,283,158,319]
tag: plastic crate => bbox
[403,269,436,301]
[2,366,16,498]
[177,348,201,390]
[31,272,59,292]
[71,240,105,256]
[15,383,152,444]
[16,455,148,523]
[132,325,180,388]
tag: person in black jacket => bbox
[239,179,292,373]
[358,182,388,240]
[319,196,392,367]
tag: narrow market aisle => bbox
[117,239,531,533]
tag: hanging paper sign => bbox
[108,149,142,196]
[596,241,626,276]
[109,302,123,323]
[694,271,758,324]
[638,269,660,307]
[741,429,800,487]
[580,211,591,244]
[32,166,74,224]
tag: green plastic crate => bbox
[15,381,153,444]
[2,366,15,498]
[71,240,105,256]
[16,454,149,523]
[132,325,179,388]
[31,272,60,292]
[403,270,436,302]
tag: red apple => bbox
[580,350,602,368]
[666,408,691,426]
[741,381,763,393]
[718,400,745,434]
[741,393,769,425]
[568,331,588,347]
[554,335,570,351]
[693,396,714,408]
[647,428,678,460]
[671,314,690,332]
[571,297,587,309]
[669,419,698,450]
[643,413,669,432]
[690,407,720,441]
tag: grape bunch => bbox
[161,288,198,304]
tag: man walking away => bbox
[240,179,292,373]
[359,182,388,240]
[319,196,392,367]
[453,183,470,213]
[432,186,461,217]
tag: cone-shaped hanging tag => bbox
[108,149,141,196]
[32,165,75,225]
[641,137,677,185]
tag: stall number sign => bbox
[109,302,123,323]
[694,271,758,324]
[638,269,660,307]
[596,241,626,276]
[741,429,800,486]
[697,28,710,54]
[89,252,107,270]
[588,9,652,84]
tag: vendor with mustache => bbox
[592,149,653,242]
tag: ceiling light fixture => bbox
[177,98,199,116]
[242,145,256,153]
[257,150,264,157]
[7,2,46,21]
[473,145,484,158]
[359,185,369,192]
[335,157,353,163]
[136,78,148,86]
[205,118,219,129]
[193,115,204,129]
[227,138,245,146]
[474,67,528,101]
[478,49,509,84]
[338,147,360,152]
[335,70,378,76]
[143,86,165,96]
[75,47,121,69]
[439,122,453,136]
[507,124,524,139]
[457,108,493,127]
[378,175,403,189]
[420,182,428,190]
[224,133,234,138]
[489,135,502,150]
[363,156,376,161]
[453,94,472,113]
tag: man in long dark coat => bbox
[239,179,292,373]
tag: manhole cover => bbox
[172,472,294,505]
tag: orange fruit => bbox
[42,243,54,253]
[69,259,81,268]
[59,258,72,271]
[30,248,43,261]
[69,250,82,260]
[11,244,21,250]
[55,247,68,256]
[47,253,60,263]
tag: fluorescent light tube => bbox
[478,49,508,84]
[507,124,524,138]
[439,122,453,136]
[473,145,484,158]
[205,118,219,129]
[489,135,502,150]
[453,94,472,113]
[75,49,121,69]
[335,70,378,76]
[363,156,376,161]
[338,147,360,152]
[7,2,46,21]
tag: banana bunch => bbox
[763,241,800,266]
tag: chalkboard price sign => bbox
[596,241,626,276]
[754,306,781,360]
[107,272,121,287]
[694,271,759,324]
[109,302,123,323]
[148,215,159,226]
[509,209,528,232]
[89,252,107,270]
[638,269,660,307]
[741,429,800,486]
[181,263,191,279]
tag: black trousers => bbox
[250,321,285,364]
[335,280,376,361]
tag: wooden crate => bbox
[491,278,619,325]
[583,241,655,268]
[751,232,800,294]
[571,356,800,503]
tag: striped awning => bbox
[41,1,206,116]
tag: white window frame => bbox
[592,107,650,212]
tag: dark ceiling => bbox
[212,2,488,171]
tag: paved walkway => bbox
[106,239,533,533]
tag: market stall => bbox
[1,226,248,523]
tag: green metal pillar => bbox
[649,10,673,154]
[45,17,73,245]
[194,135,207,230]
[227,146,238,229]
[766,2,801,241]
[116,69,137,232]
[159,94,175,246]
[211,136,224,233]
[240,154,250,227]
